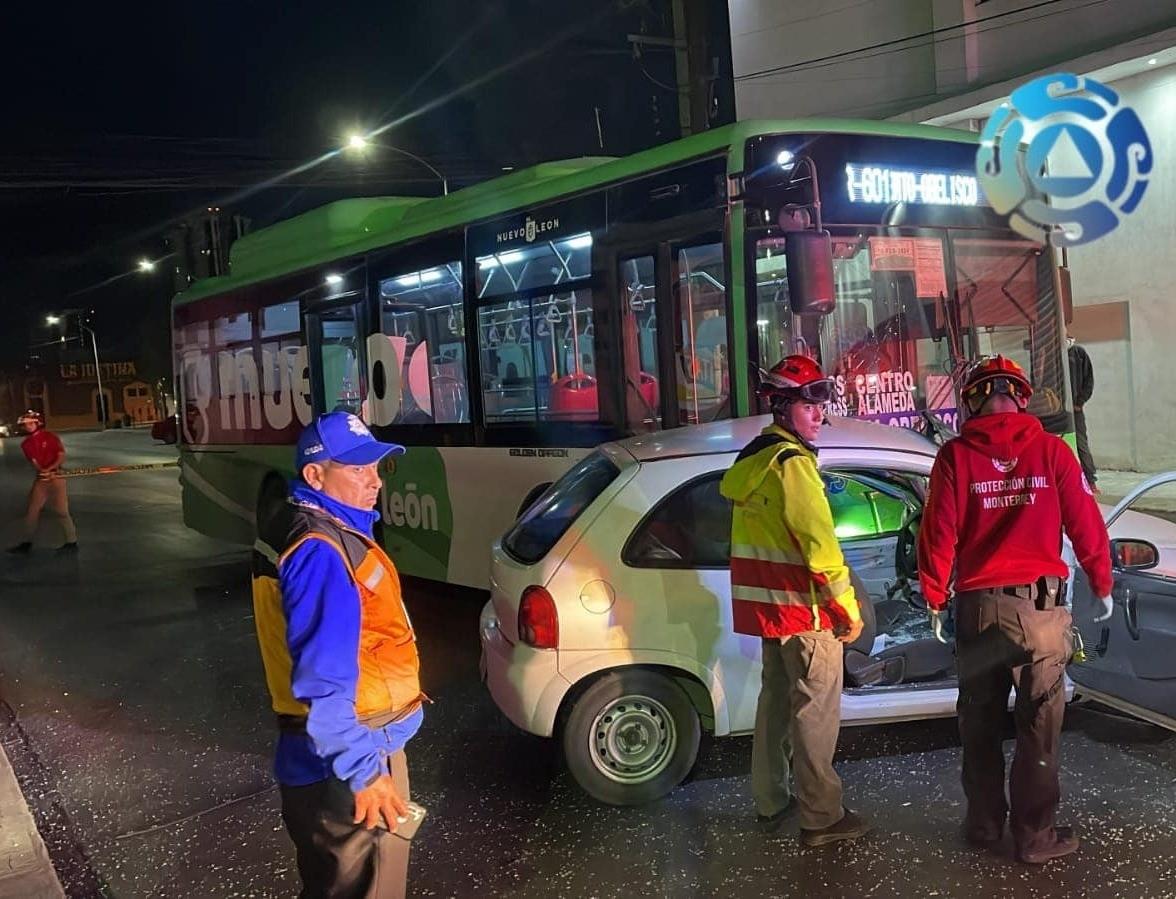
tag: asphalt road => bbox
[1,431,1174,898]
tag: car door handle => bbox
[1115,583,1142,640]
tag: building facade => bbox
[2,357,162,432]
[729,0,1176,471]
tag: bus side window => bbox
[316,307,363,415]
[378,262,469,424]
[673,241,729,425]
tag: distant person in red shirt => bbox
[7,410,78,554]
[918,356,1111,866]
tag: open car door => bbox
[1068,472,1176,732]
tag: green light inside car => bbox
[826,476,907,539]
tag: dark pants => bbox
[279,751,411,899]
[954,587,1072,855]
[1074,409,1097,484]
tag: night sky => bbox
[2,0,732,367]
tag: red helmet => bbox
[759,354,835,405]
[17,409,44,431]
[961,355,1033,409]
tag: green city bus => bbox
[172,118,1075,587]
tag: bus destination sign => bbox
[845,163,982,207]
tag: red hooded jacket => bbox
[918,412,1112,610]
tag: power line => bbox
[736,0,1075,82]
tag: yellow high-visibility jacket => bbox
[720,424,860,637]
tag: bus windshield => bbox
[753,228,1067,433]
[744,131,1070,436]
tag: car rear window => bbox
[502,452,620,564]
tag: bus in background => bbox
[171,119,1074,588]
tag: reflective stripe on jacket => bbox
[720,424,860,638]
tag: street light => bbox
[46,310,107,429]
[343,135,448,196]
[138,258,156,272]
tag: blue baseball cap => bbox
[296,412,405,468]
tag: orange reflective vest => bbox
[252,504,422,723]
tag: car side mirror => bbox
[1111,538,1158,571]
[785,230,835,316]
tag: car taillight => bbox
[518,585,558,649]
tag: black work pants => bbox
[279,751,410,899]
[1074,410,1097,484]
[954,588,1072,856]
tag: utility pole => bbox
[629,0,717,139]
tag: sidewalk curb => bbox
[0,745,63,899]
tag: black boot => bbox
[57,542,79,553]
[6,542,32,554]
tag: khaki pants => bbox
[955,589,1071,856]
[23,475,77,544]
[280,751,411,899]
[752,630,845,830]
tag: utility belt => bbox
[277,693,430,735]
[998,576,1065,610]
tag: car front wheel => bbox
[562,669,701,806]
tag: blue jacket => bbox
[271,483,423,791]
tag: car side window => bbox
[624,474,732,568]
[823,469,925,541]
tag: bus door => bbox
[602,213,729,432]
[305,294,368,417]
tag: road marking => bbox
[59,461,180,478]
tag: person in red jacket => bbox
[6,410,78,554]
[918,355,1111,866]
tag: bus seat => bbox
[548,374,598,421]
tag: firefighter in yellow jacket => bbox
[720,355,871,846]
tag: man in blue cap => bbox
[251,412,425,899]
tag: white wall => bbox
[729,0,937,119]
[731,0,1176,121]
[1062,65,1176,471]
[926,63,1174,472]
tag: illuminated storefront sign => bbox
[845,163,981,206]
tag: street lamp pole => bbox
[46,310,106,428]
[78,321,106,428]
[346,135,448,195]
[385,144,448,196]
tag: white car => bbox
[479,415,1171,805]
[1068,472,1176,733]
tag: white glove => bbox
[1093,595,1114,622]
[929,609,948,644]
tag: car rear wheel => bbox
[562,669,701,806]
